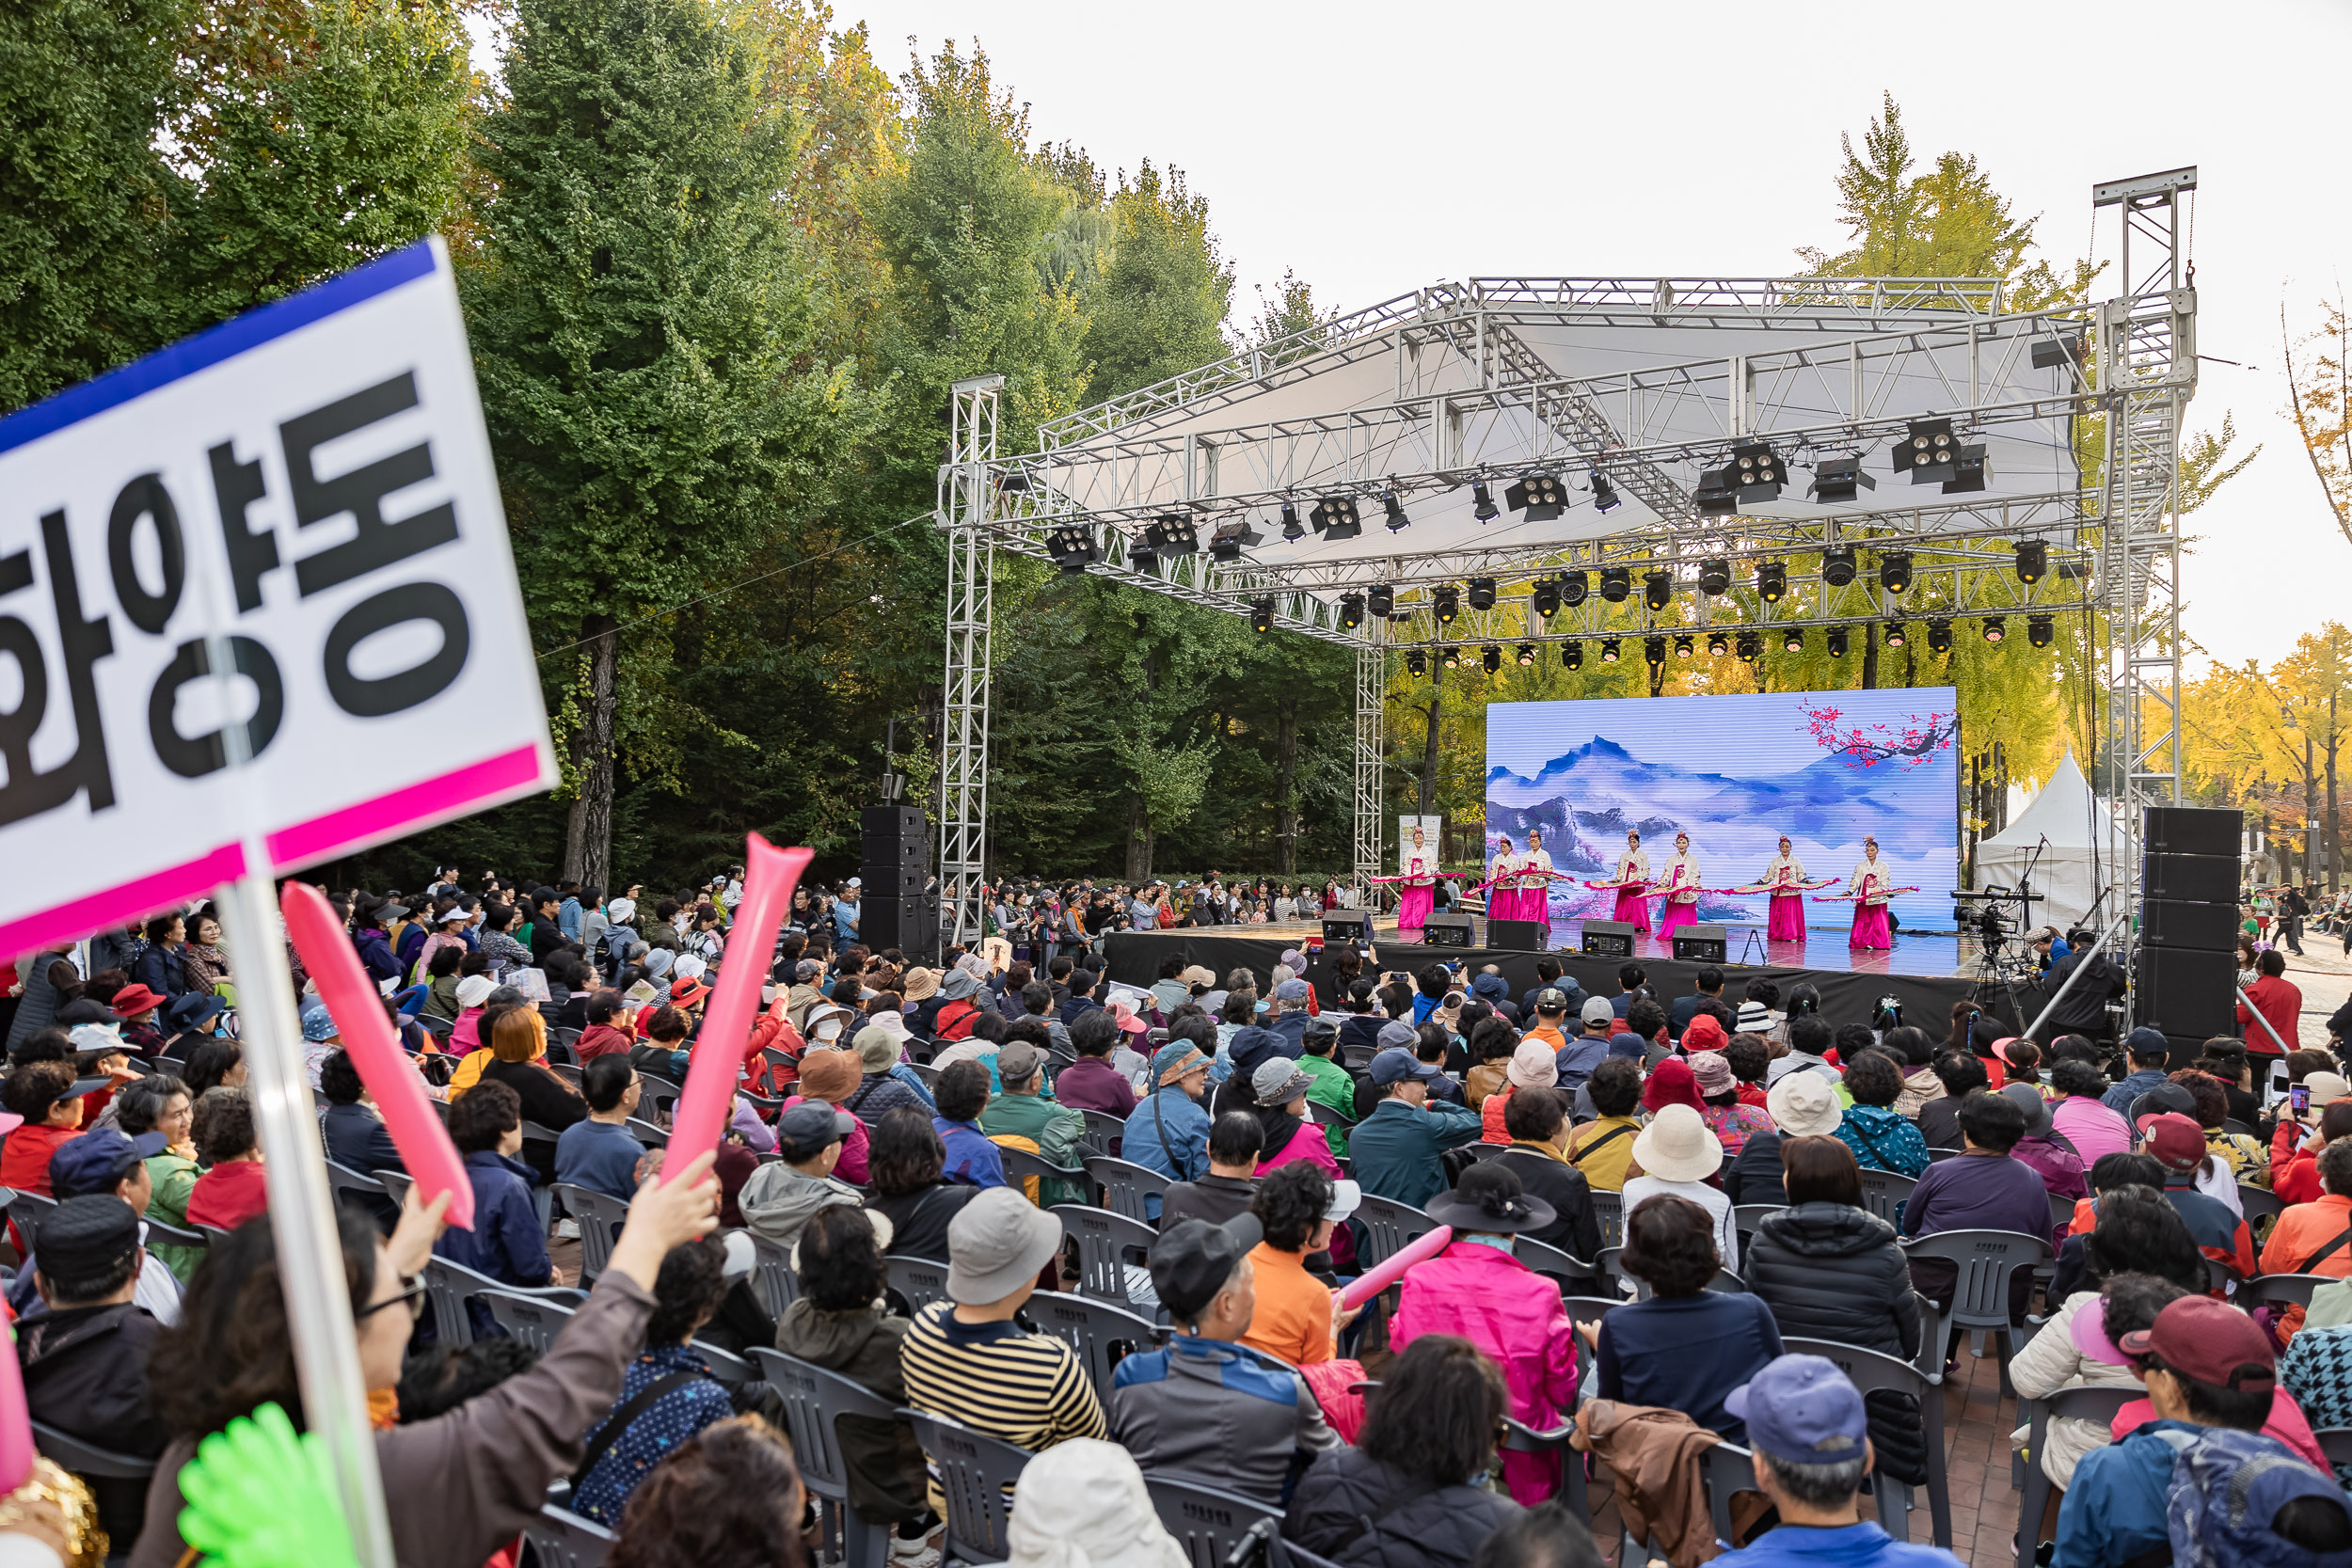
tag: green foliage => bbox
[1798,91,2037,282]
[1079,161,1234,403]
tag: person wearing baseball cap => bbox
[978,1041,1088,1204]
[1714,1354,1963,1565]
[899,1187,1106,1481]
[2102,1027,2177,1116]
[1265,977,1314,1055]
[1556,995,1616,1090]
[1518,983,1572,1054]
[19,1128,184,1325]
[739,1101,866,1253]
[1348,1046,1484,1209]
[2139,1112,2259,1280]
[1109,1212,1337,1501]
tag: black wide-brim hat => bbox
[1425,1183,1558,1235]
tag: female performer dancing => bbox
[1377,823,1440,941]
[1484,835,1524,922]
[1755,835,1829,942]
[1603,829,1651,932]
[1847,837,1896,951]
[1518,826,1562,945]
[1656,832,1703,940]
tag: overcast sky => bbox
[480,0,2351,671]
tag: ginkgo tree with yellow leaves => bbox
[2177,626,2352,890]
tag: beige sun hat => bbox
[1765,1070,1844,1137]
[1629,1102,1724,1183]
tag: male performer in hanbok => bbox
[1609,830,1651,932]
[1656,832,1702,940]
[1848,837,1895,951]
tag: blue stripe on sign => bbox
[0,238,441,458]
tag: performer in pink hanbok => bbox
[1754,836,1829,942]
[1655,832,1703,940]
[1484,836,1524,922]
[1604,830,1652,932]
[1847,837,1896,951]
[1517,826,1562,946]
[1381,824,1439,941]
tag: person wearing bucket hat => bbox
[1002,1440,1187,1568]
[1625,1103,1738,1268]
[1246,1057,1338,1179]
[930,966,986,1045]
[1691,1047,1774,1159]
[1480,1037,1560,1145]
[2000,1081,2090,1204]
[1720,1069,1846,1210]
[900,1188,1106,1473]
[155,990,227,1057]
[1125,1036,1215,1209]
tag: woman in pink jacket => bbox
[1248,1058,1342,1179]
[1391,1163,1578,1504]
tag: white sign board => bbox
[1397,815,1441,874]
[0,237,556,954]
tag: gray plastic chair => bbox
[751,1348,900,1568]
[375,1168,415,1208]
[1502,1417,1590,1522]
[1461,1143,1506,1164]
[997,1147,1087,1205]
[695,1342,755,1386]
[626,1117,669,1148]
[1084,1155,1171,1223]
[1025,1289,1161,1395]
[2241,1273,2327,1311]
[1351,1194,1438,1272]
[1857,1168,1916,1227]
[1899,1228,2051,1395]
[1515,1235,1601,1292]
[520,1504,617,1568]
[2315,1427,2352,1469]
[480,1289,574,1353]
[2013,1385,2137,1568]
[886,1255,951,1314]
[9,1190,56,1255]
[1141,1471,1279,1568]
[1733,1203,1783,1255]
[747,1230,803,1318]
[1589,1189,1624,1250]
[2239,1183,2287,1228]
[553,1182,628,1281]
[1784,1336,1953,1547]
[1051,1203,1157,1309]
[30,1418,157,1481]
[324,1159,392,1215]
[421,1258,583,1347]
[1078,1110,1126,1159]
[902,1410,1032,1565]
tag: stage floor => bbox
[1218,914,1975,980]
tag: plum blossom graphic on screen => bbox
[1796,702,1957,769]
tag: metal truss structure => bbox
[930,174,2197,981]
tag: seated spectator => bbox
[627,1003,693,1083]
[929,1058,1005,1190]
[1124,1037,1214,1207]
[1111,1212,1338,1502]
[183,1086,268,1232]
[1463,1017,1517,1111]
[432,1080,556,1289]
[2174,1068,2268,1189]
[1831,1050,1929,1179]
[1722,1071,1844,1212]
[1555,997,1615,1090]
[2049,1058,2133,1166]
[1587,1195,1783,1439]
[1880,1025,1941,1118]
[1623,1103,1737,1270]
[864,1106,977,1260]
[116,1074,199,1283]
[575,989,634,1061]
[1284,1335,1520,1567]
[605,1416,806,1568]
[15,1196,168,1547]
[1005,1439,1190,1568]
[478,1006,590,1186]
[572,1235,738,1525]
[899,1187,1106,1475]
[1768,1015,1840,1088]
[1394,1165,1576,1505]
[1344,1048,1483,1209]
[1744,1136,1922,1365]
[135,1145,722,1566]
[1162,1113,1263,1230]
[2100,1029,2174,1116]
[1295,1021,1357,1156]
[978,1041,1087,1192]
[2141,1112,2259,1282]
[1497,1086,1603,1260]
[1916,1052,1989,1151]
[771,1206,930,1548]
[1250,1058,1340,1179]
[1242,1162,1358,1369]
[2260,1139,2352,1302]
[16,1128,183,1327]
[1900,1090,2053,1336]
[844,1027,933,1123]
[1714,1355,1958,1567]
[2000,1082,2089,1205]
[1053,1010,1138,1116]
[1692,1048,1772,1158]
[1562,1057,1645,1194]
[741,1101,866,1254]
[788,1049,870,1185]
[0,1060,85,1196]
[2274,1098,2352,1208]
[1483,1037,1557,1145]
[2054,1295,2350,1568]
[556,1055,651,1204]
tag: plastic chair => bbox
[1078,1110,1126,1158]
[1515,1235,1601,1292]
[1784,1337,1953,1548]
[747,1230,803,1318]
[421,1257,582,1346]
[1305,1101,1356,1135]
[2241,1273,2328,1311]
[1084,1155,1171,1223]
[1899,1228,2052,1395]
[9,1191,56,1254]
[1502,1417,1590,1521]
[904,1062,941,1091]
[519,1504,617,1568]
[2239,1183,2287,1225]
[626,1117,670,1148]
[695,1342,755,1385]
[376,1168,415,1208]
[479,1289,574,1353]
[29,1418,157,1481]
[1732,1203,1783,1255]
[142,1215,209,1251]
[886,1255,951,1314]
[1926,1147,1962,1163]
[2047,1190,2077,1235]
[1141,1471,1279,1568]
[1275,1540,1347,1568]
[1589,1189,1624,1250]
[553,1183,628,1282]
[997,1147,1086,1205]
[2013,1385,2137,1568]
[548,1061,584,1088]
[1051,1204,1157,1309]
[1025,1290,1161,1395]
[325,1158,393,1214]
[1461,1143,1506,1164]
[751,1348,900,1568]
[1351,1194,1438,1272]
[1857,1168,1917,1227]
[901,1410,1032,1566]
[2315,1427,2352,1469]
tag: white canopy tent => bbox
[1975,751,2129,930]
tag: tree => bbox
[466,0,850,889]
[2283,297,2352,553]
[1798,93,2035,283]
[1077,160,1233,404]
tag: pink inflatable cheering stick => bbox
[1335,1225,1454,1311]
[666,834,814,1169]
[0,1323,30,1495]
[280,879,473,1229]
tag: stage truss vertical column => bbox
[1354,632,1385,909]
[2091,167,2197,1019]
[940,374,1000,951]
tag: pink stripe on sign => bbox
[0,842,247,958]
[266,743,548,871]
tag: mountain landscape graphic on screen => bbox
[1486,688,1961,935]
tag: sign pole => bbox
[213,867,397,1568]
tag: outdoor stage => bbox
[1103,915,2033,1037]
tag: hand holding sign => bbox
[280,879,472,1229]
[665,834,813,1169]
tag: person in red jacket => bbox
[0,1061,84,1196]
[2236,948,2302,1056]
[2273,1083,2352,1206]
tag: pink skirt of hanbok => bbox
[1659,898,1699,939]
[1398,884,1434,937]
[1519,887,1553,946]
[1612,887,1650,931]
[1767,893,1808,942]
[1850,901,1893,950]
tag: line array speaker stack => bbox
[2137,805,2241,1039]
[860,804,937,961]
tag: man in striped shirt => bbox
[900,1186,1104,1492]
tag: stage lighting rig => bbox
[1591,469,1621,514]
[1735,630,1761,663]
[1756,562,1788,604]
[1821,546,1858,588]
[1382,488,1410,531]
[1675,634,1694,659]
[1729,442,1787,502]
[1563,641,1583,670]
[1927,617,1953,653]
[1827,626,1850,657]
[1279,502,1305,543]
[1809,455,1876,504]
[1599,638,1622,664]
[1406,650,1427,677]
[1981,616,2005,644]
[1310,497,1360,540]
[1599,567,1631,603]
[1517,642,1536,667]
[1482,645,1502,674]
[1208,519,1263,562]
[1531,577,1561,618]
[1368,585,1394,619]
[1145,515,1199,555]
[1694,467,1739,516]
[1561,571,1590,608]
[1697,558,1732,596]
[1442,646,1462,670]
[1434,585,1460,624]
[1708,631,1728,657]
[1047,525,1099,575]
[1505,473,1569,521]
[1468,577,1498,612]
[2027,613,2055,648]
[1338,593,1363,629]
[1894,419,1957,484]
[1249,598,1274,634]
[1943,445,1989,495]
[1645,570,1675,611]
[2014,540,2047,584]
[1884,619,1908,648]
[2032,331,2087,371]
[1783,628,1805,654]
[1645,636,1666,668]
[1128,539,1160,573]
[1879,550,1914,594]
[1471,481,1499,522]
